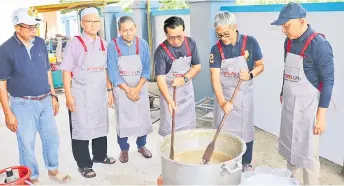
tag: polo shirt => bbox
[282,25,334,108]
[0,33,51,97]
[154,37,201,76]
[209,31,263,71]
[107,36,151,87]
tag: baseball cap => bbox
[271,2,307,25]
[12,8,40,26]
[80,7,99,20]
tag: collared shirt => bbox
[0,32,51,97]
[282,25,334,108]
[59,32,108,75]
[209,31,263,71]
[107,36,151,87]
[154,37,201,76]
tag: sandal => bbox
[49,172,72,183]
[78,167,96,178]
[93,156,116,164]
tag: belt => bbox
[21,93,50,100]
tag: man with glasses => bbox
[59,7,115,178]
[271,3,334,184]
[209,11,264,171]
[154,16,201,137]
[107,16,153,163]
[0,8,71,184]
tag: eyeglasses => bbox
[82,20,101,24]
[167,35,183,41]
[216,32,231,39]
[18,24,39,31]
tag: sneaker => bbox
[242,164,253,172]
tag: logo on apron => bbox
[284,73,301,82]
[221,71,239,78]
[87,66,105,72]
[173,73,184,78]
[119,70,142,76]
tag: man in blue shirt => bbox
[209,11,264,171]
[271,3,334,185]
[0,8,71,184]
[107,16,152,163]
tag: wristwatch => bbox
[184,76,189,83]
[249,72,254,80]
[107,88,113,92]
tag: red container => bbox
[0,166,32,185]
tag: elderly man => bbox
[60,7,115,178]
[107,16,152,163]
[154,16,201,137]
[209,11,264,171]
[271,2,334,185]
[0,8,71,184]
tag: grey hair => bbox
[213,11,237,28]
[118,16,136,30]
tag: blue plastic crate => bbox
[52,70,63,88]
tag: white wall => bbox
[234,11,344,165]
[152,14,190,51]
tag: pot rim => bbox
[156,128,247,167]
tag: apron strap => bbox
[286,39,292,53]
[217,35,248,60]
[216,41,225,60]
[241,35,248,56]
[160,42,176,61]
[113,37,140,56]
[184,37,192,57]
[112,38,122,57]
[75,36,87,52]
[100,37,105,51]
[135,36,139,55]
[300,33,325,91]
[300,32,320,57]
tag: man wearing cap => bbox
[107,16,153,163]
[0,8,71,184]
[60,7,115,178]
[271,2,334,184]
[209,11,264,171]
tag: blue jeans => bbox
[242,141,254,165]
[10,96,59,180]
[117,135,147,151]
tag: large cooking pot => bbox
[157,129,247,185]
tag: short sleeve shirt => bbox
[154,37,200,76]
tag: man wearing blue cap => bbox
[271,2,334,184]
[0,8,71,184]
[60,7,115,178]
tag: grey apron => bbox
[213,36,254,143]
[112,37,152,138]
[279,32,321,169]
[70,36,109,140]
[158,37,196,136]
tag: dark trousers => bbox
[242,141,254,165]
[117,135,147,151]
[69,111,107,168]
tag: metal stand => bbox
[195,97,214,125]
[149,91,160,124]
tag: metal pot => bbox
[157,129,247,185]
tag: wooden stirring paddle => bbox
[170,86,177,160]
[202,80,242,164]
